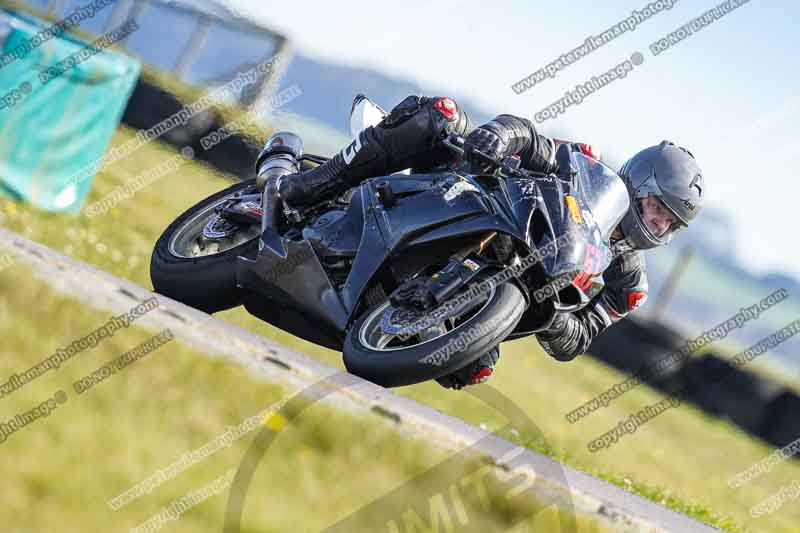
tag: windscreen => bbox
[570,152,630,241]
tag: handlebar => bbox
[441,133,551,180]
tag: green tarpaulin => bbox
[0,10,139,212]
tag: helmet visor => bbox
[637,196,687,242]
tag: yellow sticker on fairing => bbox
[565,195,583,224]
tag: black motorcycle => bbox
[151,130,630,387]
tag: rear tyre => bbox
[150,179,261,314]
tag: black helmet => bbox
[617,140,704,250]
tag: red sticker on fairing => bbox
[573,243,601,289]
[627,291,648,311]
[579,143,601,160]
[433,97,458,121]
[573,271,593,290]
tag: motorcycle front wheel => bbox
[343,270,526,387]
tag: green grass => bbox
[0,267,612,533]
[4,126,800,532]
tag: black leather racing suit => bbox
[281,94,649,383]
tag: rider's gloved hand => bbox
[536,312,581,362]
[464,127,507,173]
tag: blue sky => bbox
[228,0,798,278]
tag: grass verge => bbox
[5,127,800,531]
[0,262,612,532]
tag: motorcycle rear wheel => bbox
[150,179,261,314]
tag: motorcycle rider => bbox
[267,94,705,389]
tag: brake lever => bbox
[442,133,465,156]
[442,133,498,170]
[443,133,545,179]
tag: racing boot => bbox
[277,95,471,208]
[435,347,500,390]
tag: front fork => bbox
[255,132,306,255]
[390,232,500,309]
[425,233,534,311]
[428,232,498,303]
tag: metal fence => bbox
[10,0,292,110]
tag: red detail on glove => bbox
[627,291,648,311]
[469,367,493,385]
[579,143,600,160]
[433,97,458,121]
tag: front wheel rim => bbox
[167,195,261,259]
[357,283,495,352]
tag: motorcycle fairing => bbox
[236,172,495,347]
[236,160,619,348]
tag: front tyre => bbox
[150,179,261,314]
[343,271,526,387]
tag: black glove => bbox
[536,313,580,362]
[537,311,568,339]
[463,127,507,173]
